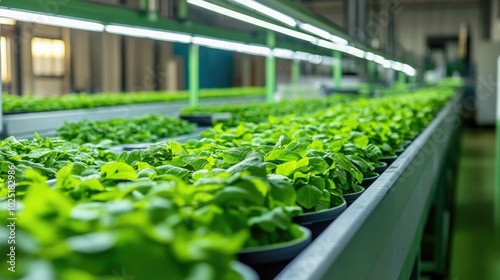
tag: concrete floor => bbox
[449,128,500,280]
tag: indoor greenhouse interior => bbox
[0,0,499,279]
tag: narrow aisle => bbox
[450,128,500,280]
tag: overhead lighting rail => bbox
[0,4,417,76]
[187,0,417,76]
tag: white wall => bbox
[395,6,484,63]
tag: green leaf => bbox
[308,157,329,174]
[275,161,297,176]
[353,135,369,148]
[264,149,302,162]
[137,168,157,179]
[226,156,267,177]
[307,140,324,150]
[66,232,116,254]
[328,140,344,153]
[248,207,291,232]
[222,147,251,164]
[100,162,137,181]
[267,174,296,206]
[296,184,322,209]
[156,165,190,178]
[213,186,263,206]
[56,164,80,189]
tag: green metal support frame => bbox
[189,44,199,107]
[292,60,300,85]
[368,60,376,95]
[398,71,406,85]
[266,30,276,103]
[179,0,189,20]
[333,51,342,89]
[496,56,500,231]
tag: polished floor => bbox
[449,128,500,280]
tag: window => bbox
[31,37,65,77]
[1,36,10,83]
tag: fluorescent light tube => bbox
[373,55,385,64]
[392,61,403,71]
[315,39,347,52]
[273,48,295,59]
[382,60,392,68]
[402,64,416,76]
[299,23,331,40]
[307,54,323,64]
[106,25,192,43]
[345,46,365,58]
[192,36,271,56]
[0,8,104,32]
[232,0,297,27]
[300,23,348,45]
[330,35,348,45]
[187,0,316,42]
[365,52,375,61]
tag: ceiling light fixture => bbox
[192,36,272,56]
[187,0,316,42]
[0,7,104,32]
[232,0,297,27]
[106,25,192,43]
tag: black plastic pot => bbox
[238,226,311,280]
[293,200,347,239]
[342,187,365,205]
[394,146,405,156]
[180,113,231,126]
[231,262,259,280]
[402,140,412,148]
[238,226,311,265]
[380,155,398,165]
[374,161,388,174]
[294,200,347,225]
[361,173,380,188]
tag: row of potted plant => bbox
[0,86,456,279]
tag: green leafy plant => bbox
[57,114,196,145]
[3,87,264,113]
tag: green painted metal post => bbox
[139,0,148,10]
[179,0,188,20]
[189,44,199,107]
[292,60,300,85]
[496,56,500,232]
[368,60,376,95]
[398,71,406,85]
[266,30,276,103]
[333,51,342,89]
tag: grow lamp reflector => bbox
[0,8,104,32]
[105,25,192,43]
[232,0,297,27]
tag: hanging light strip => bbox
[0,7,104,32]
[232,0,297,27]
[187,0,317,43]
